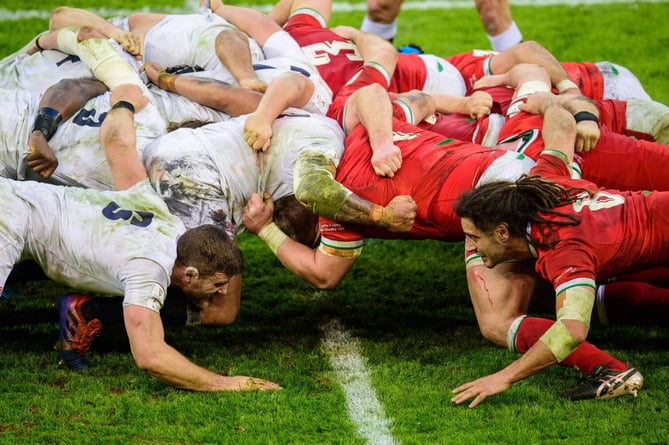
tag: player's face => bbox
[182,271,232,308]
[461,218,509,268]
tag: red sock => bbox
[597,281,669,325]
[514,317,627,375]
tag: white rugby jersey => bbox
[0,178,184,312]
[143,109,344,236]
[0,86,225,190]
[259,30,332,115]
[143,12,264,72]
[0,40,140,95]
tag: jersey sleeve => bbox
[120,258,171,313]
[530,149,572,179]
[318,216,365,258]
[534,241,597,294]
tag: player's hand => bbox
[238,77,267,93]
[473,73,509,90]
[330,25,360,41]
[244,113,273,152]
[110,84,149,113]
[575,121,600,152]
[141,61,166,87]
[381,195,416,232]
[109,30,143,59]
[518,91,556,115]
[465,91,493,119]
[243,192,274,234]
[221,376,282,391]
[451,371,513,408]
[27,131,58,178]
[371,143,402,177]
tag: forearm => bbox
[39,78,107,120]
[100,103,147,190]
[557,93,599,116]
[294,151,386,226]
[540,105,577,161]
[257,73,313,117]
[348,84,394,147]
[124,306,227,390]
[50,6,118,36]
[262,234,353,290]
[498,338,558,385]
[215,4,279,45]
[143,342,232,391]
[494,41,575,92]
[430,93,469,116]
[159,73,262,115]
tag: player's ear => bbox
[495,223,510,242]
[185,266,199,279]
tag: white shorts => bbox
[419,54,467,97]
[476,150,536,187]
[597,61,651,101]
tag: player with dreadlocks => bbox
[450,94,669,408]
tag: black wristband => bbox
[35,35,45,52]
[111,100,136,114]
[573,111,599,124]
[32,107,62,141]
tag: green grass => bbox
[2,2,669,444]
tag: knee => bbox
[477,316,511,347]
[475,0,512,35]
[366,0,403,23]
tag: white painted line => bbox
[321,319,398,445]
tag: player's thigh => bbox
[466,258,536,346]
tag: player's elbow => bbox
[310,275,342,290]
[131,349,159,372]
[511,41,544,62]
[49,6,74,31]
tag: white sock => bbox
[360,16,397,41]
[506,315,527,353]
[488,20,523,51]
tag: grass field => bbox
[1,1,669,444]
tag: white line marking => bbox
[1,0,667,22]
[321,319,398,445]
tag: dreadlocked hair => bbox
[455,175,583,249]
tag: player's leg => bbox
[466,250,641,400]
[474,0,522,51]
[595,279,669,325]
[361,0,404,42]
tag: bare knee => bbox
[77,26,106,41]
[366,0,404,23]
[477,316,512,347]
[475,0,513,36]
